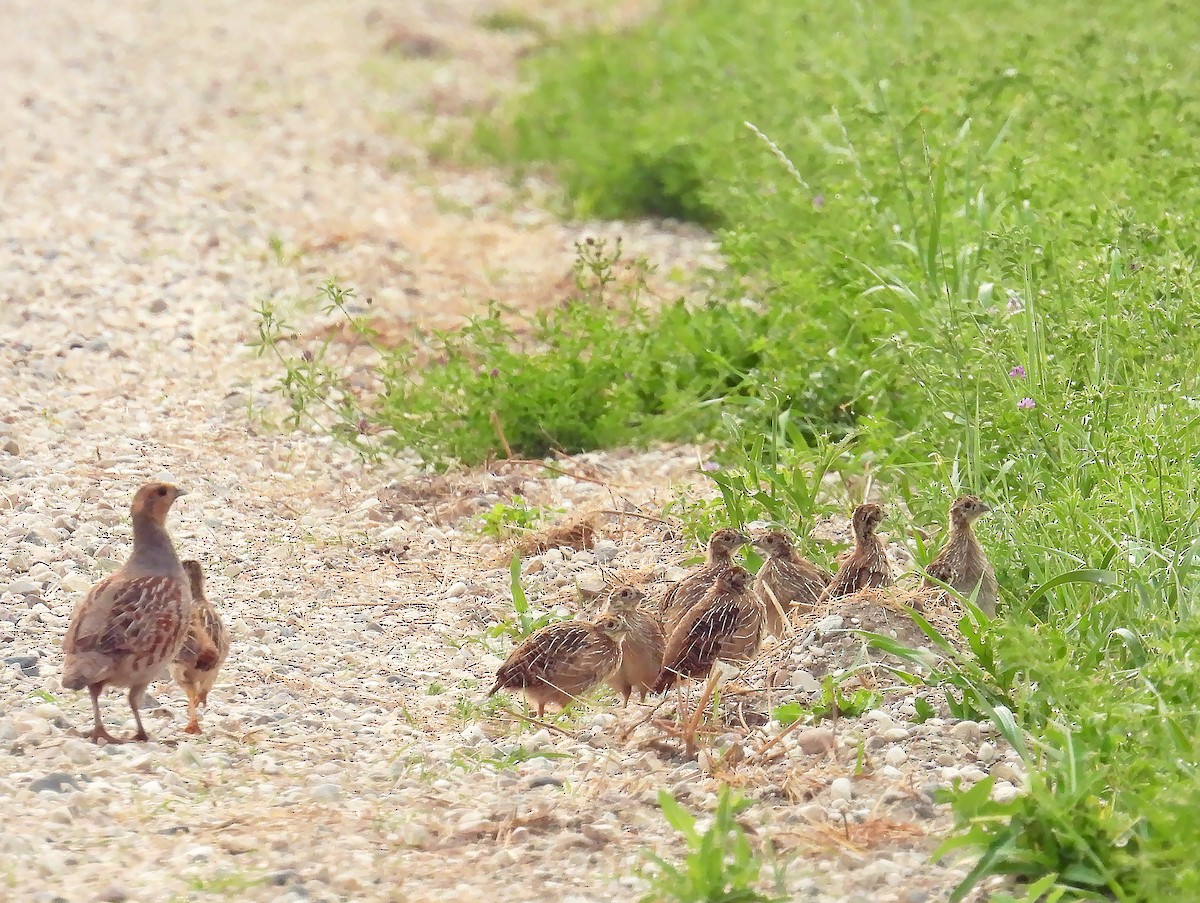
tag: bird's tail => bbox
[60,653,109,691]
[487,681,502,697]
[650,668,677,695]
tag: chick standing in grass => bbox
[653,566,764,693]
[923,495,998,616]
[170,560,229,734]
[658,528,750,626]
[61,483,198,744]
[601,585,665,705]
[818,503,893,602]
[489,611,632,718]
[751,530,832,636]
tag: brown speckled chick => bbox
[653,566,764,693]
[924,495,998,616]
[752,531,832,636]
[489,612,632,718]
[658,528,749,626]
[602,585,665,705]
[62,483,194,744]
[819,503,893,602]
[170,560,230,734]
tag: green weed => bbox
[772,676,881,727]
[641,787,786,903]
[486,554,564,643]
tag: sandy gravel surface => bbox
[0,2,1008,901]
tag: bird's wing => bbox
[176,607,223,670]
[924,551,959,586]
[63,573,120,654]
[90,576,189,660]
[496,624,592,687]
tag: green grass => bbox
[472,3,1200,898]
[250,0,1200,897]
[641,788,786,903]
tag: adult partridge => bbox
[62,483,194,744]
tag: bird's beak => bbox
[978,502,991,513]
[175,488,189,498]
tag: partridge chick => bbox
[62,483,193,744]
[602,585,665,705]
[489,612,631,718]
[653,566,764,693]
[819,503,893,602]
[924,495,998,616]
[752,530,832,636]
[170,560,230,734]
[658,528,749,626]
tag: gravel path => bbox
[0,2,1010,901]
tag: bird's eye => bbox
[156,487,167,497]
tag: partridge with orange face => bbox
[653,566,764,693]
[818,503,893,602]
[658,528,749,626]
[170,560,229,734]
[751,530,832,636]
[489,612,632,718]
[924,495,998,616]
[601,585,665,705]
[62,483,194,744]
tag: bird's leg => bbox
[183,687,202,735]
[86,683,124,745]
[683,669,724,759]
[126,685,150,742]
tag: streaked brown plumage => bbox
[488,613,631,717]
[62,483,192,744]
[657,528,749,626]
[170,560,229,735]
[924,495,998,616]
[819,503,893,602]
[751,530,832,636]
[601,585,665,705]
[653,566,763,693]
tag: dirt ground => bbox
[0,2,1008,900]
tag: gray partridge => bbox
[657,528,749,626]
[924,495,998,616]
[170,560,229,734]
[653,566,764,693]
[61,483,193,744]
[751,530,832,636]
[488,612,632,718]
[601,585,665,705]
[818,503,893,602]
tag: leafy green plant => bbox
[641,787,786,903]
[451,745,573,772]
[477,495,557,539]
[486,554,563,643]
[772,675,881,727]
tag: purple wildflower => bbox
[1017,397,1036,410]
[812,193,825,210]
[489,367,500,377]
[1009,365,1026,379]
[1006,289,1024,314]
[702,461,721,472]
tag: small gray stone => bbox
[2,439,18,456]
[528,776,564,789]
[3,654,38,676]
[28,772,81,793]
[98,887,129,903]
